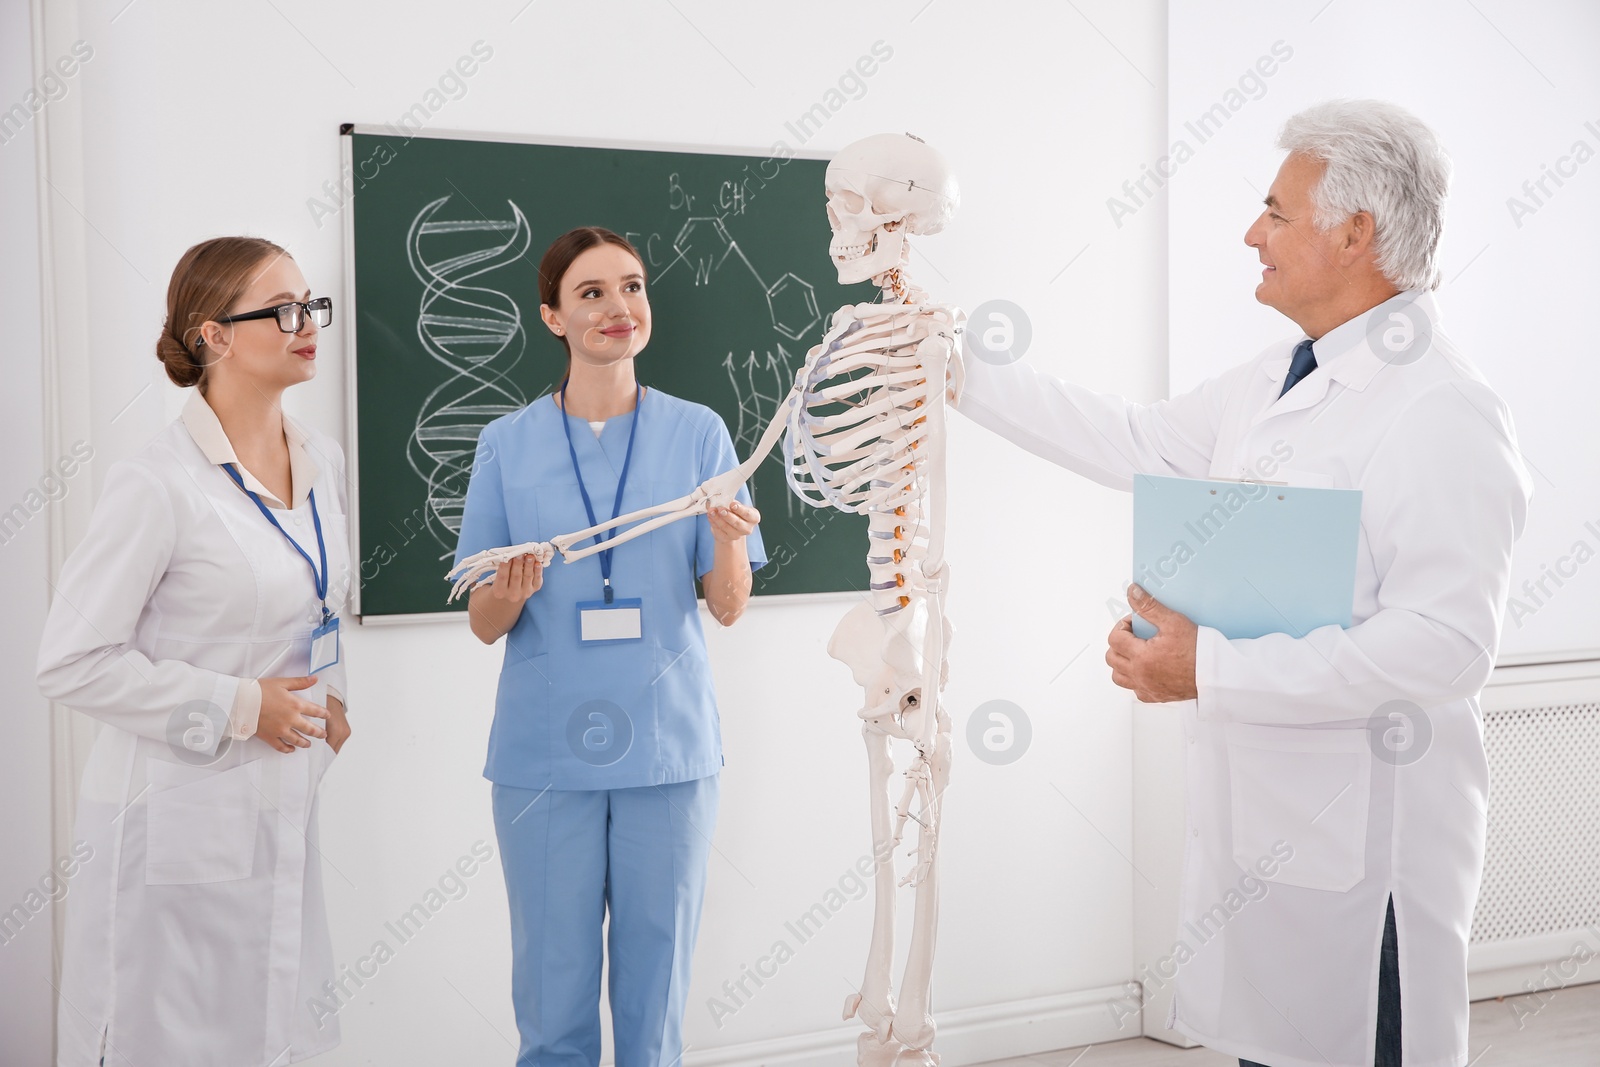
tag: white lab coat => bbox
[37,391,353,1067]
[956,289,1531,1067]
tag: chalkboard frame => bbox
[338,124,869,624]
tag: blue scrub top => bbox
[453,387,767,790]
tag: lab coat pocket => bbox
[1226,723,1370,893]
[145,758,263,885]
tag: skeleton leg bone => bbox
[887,580,952,1056]
[843,721,898,1051]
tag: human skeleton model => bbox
[448,132,963,1067]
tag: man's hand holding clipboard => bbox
[1107,584,1200,702]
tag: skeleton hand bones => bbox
[446,540,555,603]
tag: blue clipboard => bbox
[1131,474,1362,640]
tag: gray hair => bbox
[1277,100,1451,291]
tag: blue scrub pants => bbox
[491,775,719,1067]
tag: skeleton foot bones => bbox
[443,133,961,1066]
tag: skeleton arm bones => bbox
[444,373,796,602]
[445,304,924,601]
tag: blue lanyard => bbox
[558,381,642,604]
[221,464,332,624]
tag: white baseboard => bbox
[681,985,1133,1067]
[1470,963,1600,1004]
[1468,927,1600,1002]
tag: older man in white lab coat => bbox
[956,100,1531,1067]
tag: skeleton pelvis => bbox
[828,598,928,719]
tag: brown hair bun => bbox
[157,236,288,388]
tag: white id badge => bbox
[578,598,643,642]
[309,617,341,674]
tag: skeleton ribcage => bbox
[783,313,937,617]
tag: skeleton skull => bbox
[825,132,960,285]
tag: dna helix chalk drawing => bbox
[405,195,532,556]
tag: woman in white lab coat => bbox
[37,236,353,1067]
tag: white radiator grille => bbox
[1471,698,1600,944]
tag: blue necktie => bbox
[1279,339,1318,398]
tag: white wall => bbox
[21,1,1168,1063]
[1,3,58,1062]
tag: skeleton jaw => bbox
[831,224,908,285]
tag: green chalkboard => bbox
[343,128,875,618]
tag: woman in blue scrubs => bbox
[454,226,766,1067]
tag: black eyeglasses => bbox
[217,297,332,333]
